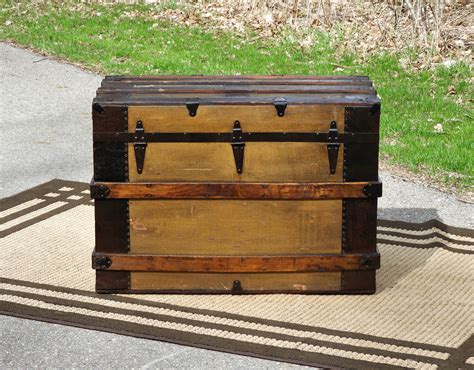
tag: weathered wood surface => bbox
[95,75,379,106]
[91,181,379,200]
[102,81,372,89]
[93,252,380,272]
[94,199,129,254]
[96,271,130,291]
[128,143,343,182]
[95,94,379,106]
[103,75,370,84]
[97,85,375,95]
[128,105,344,133]
[105,75,370,79]
[343,199,378,253]
[341,270,376,293]
[129,199,342,255]
[104,75,370,79]
[130,271,341,292]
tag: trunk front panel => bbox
[129,199,342,255]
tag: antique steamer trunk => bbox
[91,75,382,294]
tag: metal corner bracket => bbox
[93,255,112,270]
[362,182,383,198]
[90,184,110,199]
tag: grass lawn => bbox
[1,2,472,191]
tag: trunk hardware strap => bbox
[123,120,346,175]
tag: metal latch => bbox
[231,280,243,294]
[231,121,245,174]
[133,120,147,174]
[273,98,287,117]
[326,121,339,175]
[186,99,199,117]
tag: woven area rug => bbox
[1,179,473,369]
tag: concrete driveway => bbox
[1,43,472,368]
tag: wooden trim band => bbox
[94,96,380,107]
[90,181,382,200]
[96,87,375,95]
[92,252,380,273]
[105,75,371,80]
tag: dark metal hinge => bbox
[134,120,147,174]
[90,184,110,199]
[363,182,383,198]
[231,120,245,174]
[327,121,340,175]
[94,256,112,270]
[186,99,199,117]
[273,98,287,117]
[231,280,243,294]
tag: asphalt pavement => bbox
[1,43,472,368]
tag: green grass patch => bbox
[1,2,472,189]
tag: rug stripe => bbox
[378,235,474,251]
[0,198,79,225]
[0,202,68,231]
[1,306,406,370]
[0,295,439,369]
[379,234,474,249]
[0,277,455,354]
[0,285,450,362]
[377,219,474,238]
[0,199,46,219]
[377,226,474,243]
[0,179,89,210]
[0,289,449,365]
[0,201,87,238]
[377,240,474,254]
[444,336,474,369]
[0,180,91,237]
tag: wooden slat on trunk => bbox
[93,252,380,272]
[97,85,375,95]
[91,181,380,200]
